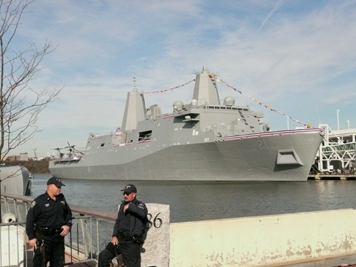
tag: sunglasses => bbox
[123,192,131,196]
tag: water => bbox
[31,174,356,223]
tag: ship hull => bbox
[49,129,323,181]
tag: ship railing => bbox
[1,193,117,267]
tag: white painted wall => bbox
[1,225,25,267]
[170,209,356,267]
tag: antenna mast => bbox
[133,77,137,90]
[315,104,321,127]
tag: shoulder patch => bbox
[30,201,36,209]
[138,203,145,209]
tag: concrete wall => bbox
[170,209,356,267]
[142,203,170,267]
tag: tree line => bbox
[3,159,50,174]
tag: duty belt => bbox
[36,225,62,236]
[118,232,143,244]
[118,232,133,241]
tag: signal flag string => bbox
[142,75,311,128]
[212,75,311,128]
[142,79,195,94]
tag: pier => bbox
[3,193,356,267]
[308,174,356,180]
[315,125,356,175]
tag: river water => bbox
[31,174,356,223]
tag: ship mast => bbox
[192,66,220,106]
[121,77,147,132]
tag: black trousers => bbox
[33,236,65,267]
[98,240,141,267]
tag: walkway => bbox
[270,254,356,267]
[24,244,97,267]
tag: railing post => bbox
[141,203,170,267]
[96,217,100,259]
[79,216,88,257]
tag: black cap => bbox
[121,184,137,194]
[47,177,65,187]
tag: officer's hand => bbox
[111,236,119,245]
[124,204,129,212]
[29,238,37,248]
[60,225,70,237]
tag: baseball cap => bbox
[121,184,137,194]
[47,177,65,187]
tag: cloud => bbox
[258,0,284,32]
[7,0,356,157]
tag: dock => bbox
[316,125,355,177]
[308,174,356,180]
[4,193,356,267]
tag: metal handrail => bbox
[1,193,118,267]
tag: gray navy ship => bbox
[49,66,323,181]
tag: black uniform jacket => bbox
[112,198,148,240]
[26,192,73,240]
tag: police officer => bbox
[98,184,148,267]
[26,176,73,267]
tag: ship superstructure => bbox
[49,67,323,181]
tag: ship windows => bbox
[276,149,303,166]
[138,130,152,141]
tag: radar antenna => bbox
[133,77,137,90]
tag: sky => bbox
[6,0,356,158]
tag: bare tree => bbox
[0,0,61,161]
[0,0,62,220]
